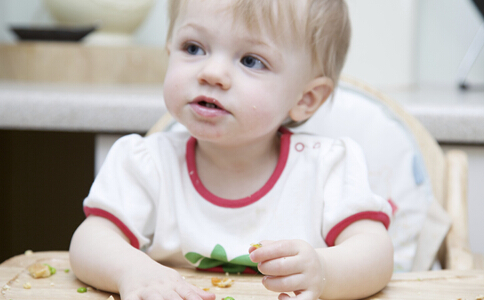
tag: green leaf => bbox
[185,252,204,264]
[210,244,228,262]
[197,257,224,269]
[229,254,258,267]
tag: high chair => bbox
[147,77,480,271]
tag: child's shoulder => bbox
[110,131,192,160]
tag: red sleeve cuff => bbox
[325,211,390,247]
[84,206,140,249]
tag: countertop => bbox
[1,80,483,143]
[0,81,165,134]
[384,85,484,144]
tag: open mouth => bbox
[192,96,226,111]
[198,101,220,109]
[190,97,229,117]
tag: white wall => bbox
[418,0,484,85]
[343,0,420,89]
[343,0,484,88]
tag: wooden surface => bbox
[1,251,483,300]
[0,43,168,84]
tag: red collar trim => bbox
[186,128,292,208]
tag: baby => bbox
[70,1,394,299]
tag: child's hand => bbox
[119,262,215,300]
[249,240,325,300]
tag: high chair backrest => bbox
[147,77,470,272]
[293,77,451,272]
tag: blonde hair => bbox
[167,0,351,86]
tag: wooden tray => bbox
[1,251,484,300]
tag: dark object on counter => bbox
[457,0,484,90]
[10,26,97,42]
[472,0,484,19]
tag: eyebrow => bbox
[177,23,204,33]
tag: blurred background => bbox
[1,0,483,87]
[1,0,483,264]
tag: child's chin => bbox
[188,127,226,141]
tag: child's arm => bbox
[249,220,393,300]
[69,216,215,300]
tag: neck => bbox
[196,133,280,173]
[193,130,282,199]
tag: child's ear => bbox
[289,76,334,123]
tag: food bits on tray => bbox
[211,277,234,288]
[250,243,262,249]
[28,263,52,278]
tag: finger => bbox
[194,287,216,300]
[143,290,183,300]
[175,285,214,300]
[293,290,319,300]
[258,255,302,276]
[262,273,306,293]
[248,240,274,253]
[250,240,298,263]
[175,287,201,300]
[278,292,293,300]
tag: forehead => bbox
[174,0,307,46]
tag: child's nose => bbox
[197,58,231,90]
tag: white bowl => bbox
[43,0,155,45]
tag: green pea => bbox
[223,297,235,300]
[64,269,70,273]
[77,287,87,293]
[43,264,56,275]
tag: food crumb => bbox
[211,277,234,288]
[476,295,484,300]
[250,243,262,249]
[50,282,55,286]
[23,282,32,289]
[44,264,56,275]
[2,285,10,291]
[28,263,52,278]
[24,250,33,256]
[107,296,115,300]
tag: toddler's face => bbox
[163,0,314,146]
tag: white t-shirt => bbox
[84,128,392,273]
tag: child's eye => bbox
[241,55,266,70]
[183,43,205,56]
